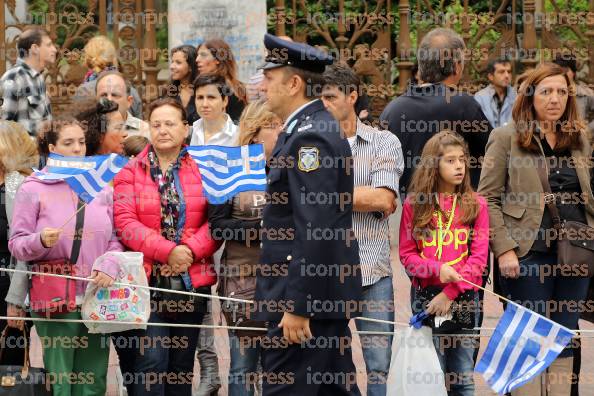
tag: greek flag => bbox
[35,153,128,203]
[187,144,267,204]
[476,303,575,395]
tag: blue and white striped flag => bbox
[187,144,267,204]
[476,303,575,395]
[35,153,128,203]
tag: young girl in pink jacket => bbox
[9,119,123,396]
[399,131,489,396]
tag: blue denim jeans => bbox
[228,332,261,396]
[411,286,478,396]
[353,276,394,396]
[500,251,590,358]
[131,310,204,396]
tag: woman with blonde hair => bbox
[74,35,143,117]
[208,101,282,396]
[0,122,39,365]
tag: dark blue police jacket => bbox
[254,99,363,322]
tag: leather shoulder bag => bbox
[536,157,594,277]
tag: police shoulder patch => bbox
[297,147,319,172]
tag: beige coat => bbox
[478,122,594,258]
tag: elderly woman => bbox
[114,97,219,396]
[208,101,282,396]
[478,63,594,396]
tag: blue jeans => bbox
[131,310,204,396]
[501,251,590,358]
[353,276,394,396]
[228,332,261,396]
[411,286,478,396]
[432,332,476,396]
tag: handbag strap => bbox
[69,199,86,265]
[535,155,562,229]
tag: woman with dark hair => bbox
[196,39,246,122]
[189,73,238,395]
[168,45,199,124]
[9,118,123,396]
[190,74,238,146]
[75,98,128,155]
[479,63,594,395]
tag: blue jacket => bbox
[474,85,517,129]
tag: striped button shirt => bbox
[0,59,52,136]
[350,118,404,286]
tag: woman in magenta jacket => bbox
[113,97,220,396]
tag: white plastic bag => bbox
[387,326,448,395]
[82,252,150,333]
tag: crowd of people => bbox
[0,23,592,396]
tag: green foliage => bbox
[28,0,90,47]
[543,0,590,44]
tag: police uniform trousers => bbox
[261,319,361,396]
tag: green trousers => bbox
[33,311,110,396]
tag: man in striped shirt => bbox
[322,63,403,396]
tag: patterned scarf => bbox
[147,147,185,244]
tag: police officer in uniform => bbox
[254,34,363,395]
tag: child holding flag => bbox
[8,118,123,396]
[399,131,490,396]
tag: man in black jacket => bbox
[380,27,492,194]
[254,33,362,395]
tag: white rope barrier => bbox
[2,317,594,338]
[0,267,253,304]
[3,267,594,336]
[0,316,267,331]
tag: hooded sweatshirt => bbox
[8,173,123,300]
[399,193,489,300]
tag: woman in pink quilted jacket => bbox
[113,97,220,396]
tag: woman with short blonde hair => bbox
[209,101,282,396]
[0,122,40,363]
[0,121,39,176]
[237,100,282,146]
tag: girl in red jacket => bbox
[399,131,489,396]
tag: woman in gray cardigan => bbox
[478,63,594,396]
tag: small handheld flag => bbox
[475,303,575,395]
[187,144,267,204]
[35,153,128,203]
